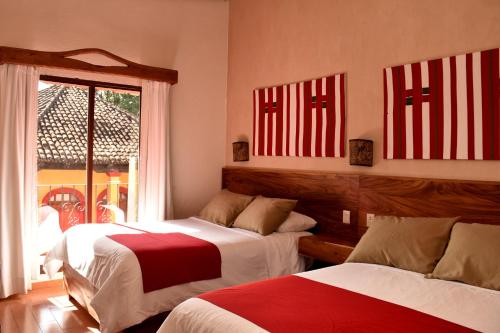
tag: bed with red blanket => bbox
[44,218,310,333]
[159,263,500,333]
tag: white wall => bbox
[226,0,500,181]
[0,0,229,218]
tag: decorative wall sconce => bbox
[349,139,373,166]
[232,141,249,162]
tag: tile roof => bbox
[37,85,139,170]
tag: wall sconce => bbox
[349,139,373,166]
[232,141,249,162]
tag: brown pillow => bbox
[198,189,254,227]
[346,215,458,274]
[428,223,500,291]
[233,196,297,236]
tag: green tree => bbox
[98,90,140,116]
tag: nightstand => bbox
[299,234,358,266]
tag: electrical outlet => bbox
[342,210,350,224]
[367,213,376,227]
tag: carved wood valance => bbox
[0,46,178,84]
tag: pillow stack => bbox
[232,196,297,236]
[198,189,316,236]
[198,189,254,227]
[346,215,500,292]
[346,215,458,274]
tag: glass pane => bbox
[93,88,140,223]
[37,81,89,233]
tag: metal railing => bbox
[37,182,137,230]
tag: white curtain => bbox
[0,64,39,298]
[138,80,173,222]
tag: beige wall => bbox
[0,0,228,218]
[226,0,500,181]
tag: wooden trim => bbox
[40,74,141,92]
[86,86,96,224]
[299,235,355,265]
[222,166,500,185]
[0,46,178,84]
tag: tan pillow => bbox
[233,196,297,236]
[198,189,254,227]
[346,215,458,274]
[277,211,317,233]
[428,223,500,291]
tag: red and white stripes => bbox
[384,48,500,160]
[253,74,346,157]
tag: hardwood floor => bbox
[0,280,100,333]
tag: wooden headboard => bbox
[222,167,500,240]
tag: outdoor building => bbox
[37,84,140,231]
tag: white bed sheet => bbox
[44,217,310,333]
[160,263,500,333]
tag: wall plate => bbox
[342,210,350,224]
[367,213,375,227]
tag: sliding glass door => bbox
[93,87,140,224]
[37,77,141,236]
[37,82,90,232]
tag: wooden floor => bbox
[0,280,100,333]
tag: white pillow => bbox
[277,211,317,233]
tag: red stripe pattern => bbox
[253,74,346,157]
[384,48,500,160]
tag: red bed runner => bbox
[199,275,477,333]
[108,230,221,293]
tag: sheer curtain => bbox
[138,80,173,222]
[0,64,39,298]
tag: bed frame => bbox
[64,167,500,328]
[63,263,100,322]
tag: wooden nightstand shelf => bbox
[299,234,358,265]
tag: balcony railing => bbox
[37,182,137,232]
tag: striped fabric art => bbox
[253,74,346,157]
[384,48,500,160]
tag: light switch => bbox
[342,210,350,224]
[367,213,376,227]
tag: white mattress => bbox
[160,263,500,333]
[44,217,310,333]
